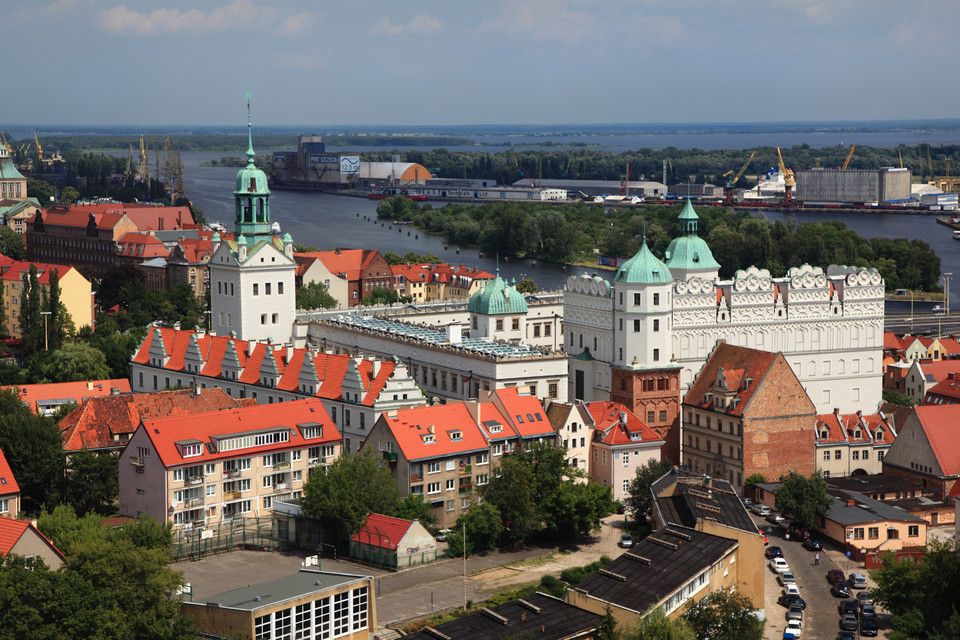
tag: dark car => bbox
[837,632,856,640]
[827,569,846,584]
[839,599,859,616]
[860,604,878,620]
[831,582,852,598]
[777,594,806,609]
[860,616,879,637]
[766,546,784,559]
[856,591,875,606]
[802,538,822,551]
[840,614,859,631]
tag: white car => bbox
[783,619,803,639]
[782,583,801,597]
[756,505,772,517]
[770,557,790,573]
[778,571,797,587]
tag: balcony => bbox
[410,473,423,483]
[186,497,204,507]
[274,482,289,493]
[187,476,203,486]
[224,490,242,500]
[383,451,398,463]
[273,461,291,471]
[459,464,472,475]
[222,469,241,479]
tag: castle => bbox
[563,199,884,460]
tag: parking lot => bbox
[754,511,892,640]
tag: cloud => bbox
[276,11,317,38]
[97,1,277,35]
[369,14,442,37]
[480,0,598,44]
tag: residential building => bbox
[0,448,20,517]
[295,249,392,307]
[886,358,960,404]
[0,518,64,569]
[681,342,817,490]
[565,200,884,459]
[0,257,94,338]
[882,405,960,500]
[825,474,924,502]
[586,401,664,501]
[0,145,27,202]
[359,388,556,527]
[883,331,907,360]
[566,525,741,628]
[181,569,374,640]
[129,326,426,453]
[118,398,341,527]
[901,335,948,362]
[59,387,248,454]
[651,470,765,611]
[209,106,296,343]
[922,371,960,404]
[348,513,437,568]
[3,378,130,416]
[0,199,40,235]
[165,231,214,300]
[306,313,567,404]
[545,401,594,475]
[404,592,601,640]
[391,262,494,303]
[814,410,897,477]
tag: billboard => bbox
[340,156,360,175]
[308,154,340,166]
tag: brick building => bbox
[681,342,816,490]
[882,405,960,500]
[295,249,393,307]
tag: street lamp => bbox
[40,310,51,350]
[943,273,953,315]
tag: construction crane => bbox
[34,131,44,163]
[840,144,857,170]
[777,146,796,205]
[722,150,756,202]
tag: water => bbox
[180,152,960,296]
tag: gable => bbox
[244,240,295,267]
[743,354,815,417]
[883,412,942,476]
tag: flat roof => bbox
[654,471,758,535]
[826,474,922,495]
[185,570,367,612]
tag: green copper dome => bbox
[233,93,273,243]
[615,238,672,284]
[467,273,529,315]
[664,199,720,272]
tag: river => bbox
[179,151,959,296]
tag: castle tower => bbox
[610,236,682,463]
[234,94,273,242]
[663,198,720,282]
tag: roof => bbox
[912,405,960,476]
[586,401,663,446]
[823,489,927,525]
[2,378,130,414]
[0,154,26,181]
[351,513,414,550]
[116,232,171,258]
[0,259,79,286]
[883,332,906,351]
[295,249,384,282]
[141,398,340,467]
[37,203,193,231]
[815,412,893,445]
[826,474,922,495]
[0,448,19,497]
[358,161,432,182]
[391,262,494,286]
[923,375,960,403]
[467,273,529,315]
[683,342,780,417]
[186,569,366,612]
[59,387,247,452]
[577,526,737,614]
[664,200,721,272]
[0,518,62,560]
[652,470,758,534]
[403,592,600,640]
[916,360,960,385]
[614,238,672,285]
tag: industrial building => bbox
[410,179,566,202]
[796,167,911,204]
[667,183,723,198]
[512,178,667,198]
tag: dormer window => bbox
[854,430,861,438]
[876,431,884,441]
[422,434,435,444]
[820,430,828,439]
[179,442,202,458]
[450,431,462,441]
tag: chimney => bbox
[247,341,256,356]
[833,407,840,416]
[87,381,94,391]
[428,424,435,434]
[619,411,627,426]
[371,358,381,378]
[445,322,462,345]
[285,345,294,363]
[194,382,202,396]
[846,498,856,507]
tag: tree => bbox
[363,287,404,306]
[622,608,696,640]
[515,277,538,294]
[595,607,617,640]
[301,451,400,546]
[19,265,43,354]
[625,459,674,523]
[543,481,616,540]
[48,268,62,350]
[0,394,63,512]
[0,226,24,260]
[883,389,915,407]
[681,589,763,640]
[62,450,119,516]
[0,275,7,338]
[61,186,80,204]
[296,281,338,310]
[393,494,436,528]
[449,502,503,556]
[27,179,55,203]
[37,343,111,382]
[774,471,833,530]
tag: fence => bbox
[171,517,281,562]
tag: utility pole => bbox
[944,273,953,315]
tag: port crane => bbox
[777,146,796,205]
[840,144,857,170]
[722,150,756,203]
[34,131,44,164]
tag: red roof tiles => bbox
[296,249,371,281]
[0,259,79,285]
[684,342,778,417]
[586,401,663,445]
[116,233,170,258]
[913,405,960,476]
[884,332,906,351]
[0,448,19,497]
[351,513,414,550]
[815,412,894,445]
[2,378,130,415]
[0,518,63,560]
[40,203,192,231]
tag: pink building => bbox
[586,401,664,501]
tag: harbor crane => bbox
[840,144,857,170]
[34,131,44,163]
[722,150,756,203]
[777,146,796,205]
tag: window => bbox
[278,282,284,295]
[295,603,311,638]
[908,525,919,537]
[446,479,455,491]
[253,283,259,296]
[633,319,641,332]
[314,597,330,638]
[653,348,660,361]
[623,479,630,493]
[659,410,667,422]
[653,293,660,305]
[427,482,441,494]
[352,587,369,631]
[205,463,216,475]
[181,443,202,458]
[445,459,456,471]
[255,614,271,640]
[834,450,842,460]
[476,473,489,485]
[853,451,860,460]
[446,500,455,511]
[427,461,441,473]
[853,528,864,540]
[261,313,267,325]
[206,484,216,496]
[475,453,488,465]
[633,293,641,305]
[173,469,183,482]
[272,313,279,324]
[333,592,350,636]
[647,410,655,422]
[512,318,519,331]
[653,319,660,332]
[823,451,830,461]
[274,608,291,640]
[868,527,879,539]
[266,283,272,295]
[493,443,503,456]
[496,319,504,331]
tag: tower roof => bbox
[234,93,270,196]
[665,200,720,273]
[467,272,528,315]
[678,197,699,221]
[615,238,672,284]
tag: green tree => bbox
[61,186,80,204]
[38,343,111,382]
[595,607,617,640]
[744,473,766,489]
[543,481,616,540]
[62,450,119,516]
[449,502,503,556]
[625,459,674,523]
[27,179,55,203]
[622,608,696,640]
[296,281,338,310]
[681,589,763,640]
[0,276,7,338]
[301,451,400,546]
[47,268,62,350]
[0,395,63,512]
[363,287,406,306]
[882,389,915,407]
[775,471,833,530]
[0,225,25,260]
[19,265,43,354]
[515,277,538,293]
[393,494,436,528]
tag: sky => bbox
[4,0,960,126]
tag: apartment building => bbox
[359,388,557,527]
[586,401,665,501]
[0,518,64,569]
[391,262,494,303]
[119,398,341,528]
[545,401,594,475]
[2,378,130,416]
[0,257,94,338]
[814,410,897,477]
[130,326,426,453]
[0,448,20,517]
[295,248,393,307]
[681,342,816,490]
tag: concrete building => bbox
[129,326,427,454]
[0,257,94,339]
[882,405,960,500]
[0,448,20,517]
[0,518,64,569]
[412,182,567,202]
[814,410,897,478]
[681,342,817,490]
[668,183,723,198]
[585,401,664,501]
[513,178,668,198]
[210,107,296,344]
[295,249,393,308]
[119,398,341,528]
[796,167,912,204]
[348,513,437,569]
[565,199,884,463]
[390,262,493,303]
[2,378,130,416]
[182,569,374,640]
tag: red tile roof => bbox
[116,232,170,258]
[121,205,193,231]
[884,332,906,351]
[141,398,339,468]
[37,207,127,230]
[923,376,960,404]
[492,388,554,439]
[913,405,960,476]
[815,412,893,445]
[40,203,192,231]
[914,360,960,385]
[2,378,130,415]
[59,388,249,452]
[0,448,19,497]
[586,401,663,445]
[0,260,79,286]
[0,518,63,560]
[351,513,414,550]
[390,263,494,285]
[296,249,369,281]
[683,342,779,417]
[939,337,960,357]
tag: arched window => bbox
[257,198,264,219]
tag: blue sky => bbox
[5,0,958,125]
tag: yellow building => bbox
[1,260,93,339]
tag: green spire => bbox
[245,90,255,167]
[678,198,699,234]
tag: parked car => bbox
[743,497,753,507]
[770,557,790,573]
[782,583,801,597]
[856,591,875,607]
[618,534,634,548]
[766,512,786,525]
[827,569,846,584]
[839,600,859,616]
[860,604,878,620]
[766,546,784,559]
[757,505,772,517]
[839,614,859,631]
[837,633,856,640]
[848,572,868,589]
[860,616,878,637]
[831,582,851,598]
[435,529,452,541]
[786,604,804,622]
[802,538,822,551]
[783,619,803,639]
[778,571,797,587]
[777,594,806,609]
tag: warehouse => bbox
[796,167,911,204]
[512,178,667,197]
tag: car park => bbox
[783,620,803,639]
[618,534,634,548]
[766,545,784,559]
[831,582,851,598]
[839,600,859,616]
[770,557,790,573]
[848,572,868,589]
[839,614,858,631]
[860,616,878,637]
[860,604,878,620]
[777,594,806,609]
[778,571,797,587]
[756,505,772,517]
[782,584,801,597]
[802,538,822,551]
[827,569,845,584]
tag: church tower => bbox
[234,94,273,242]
